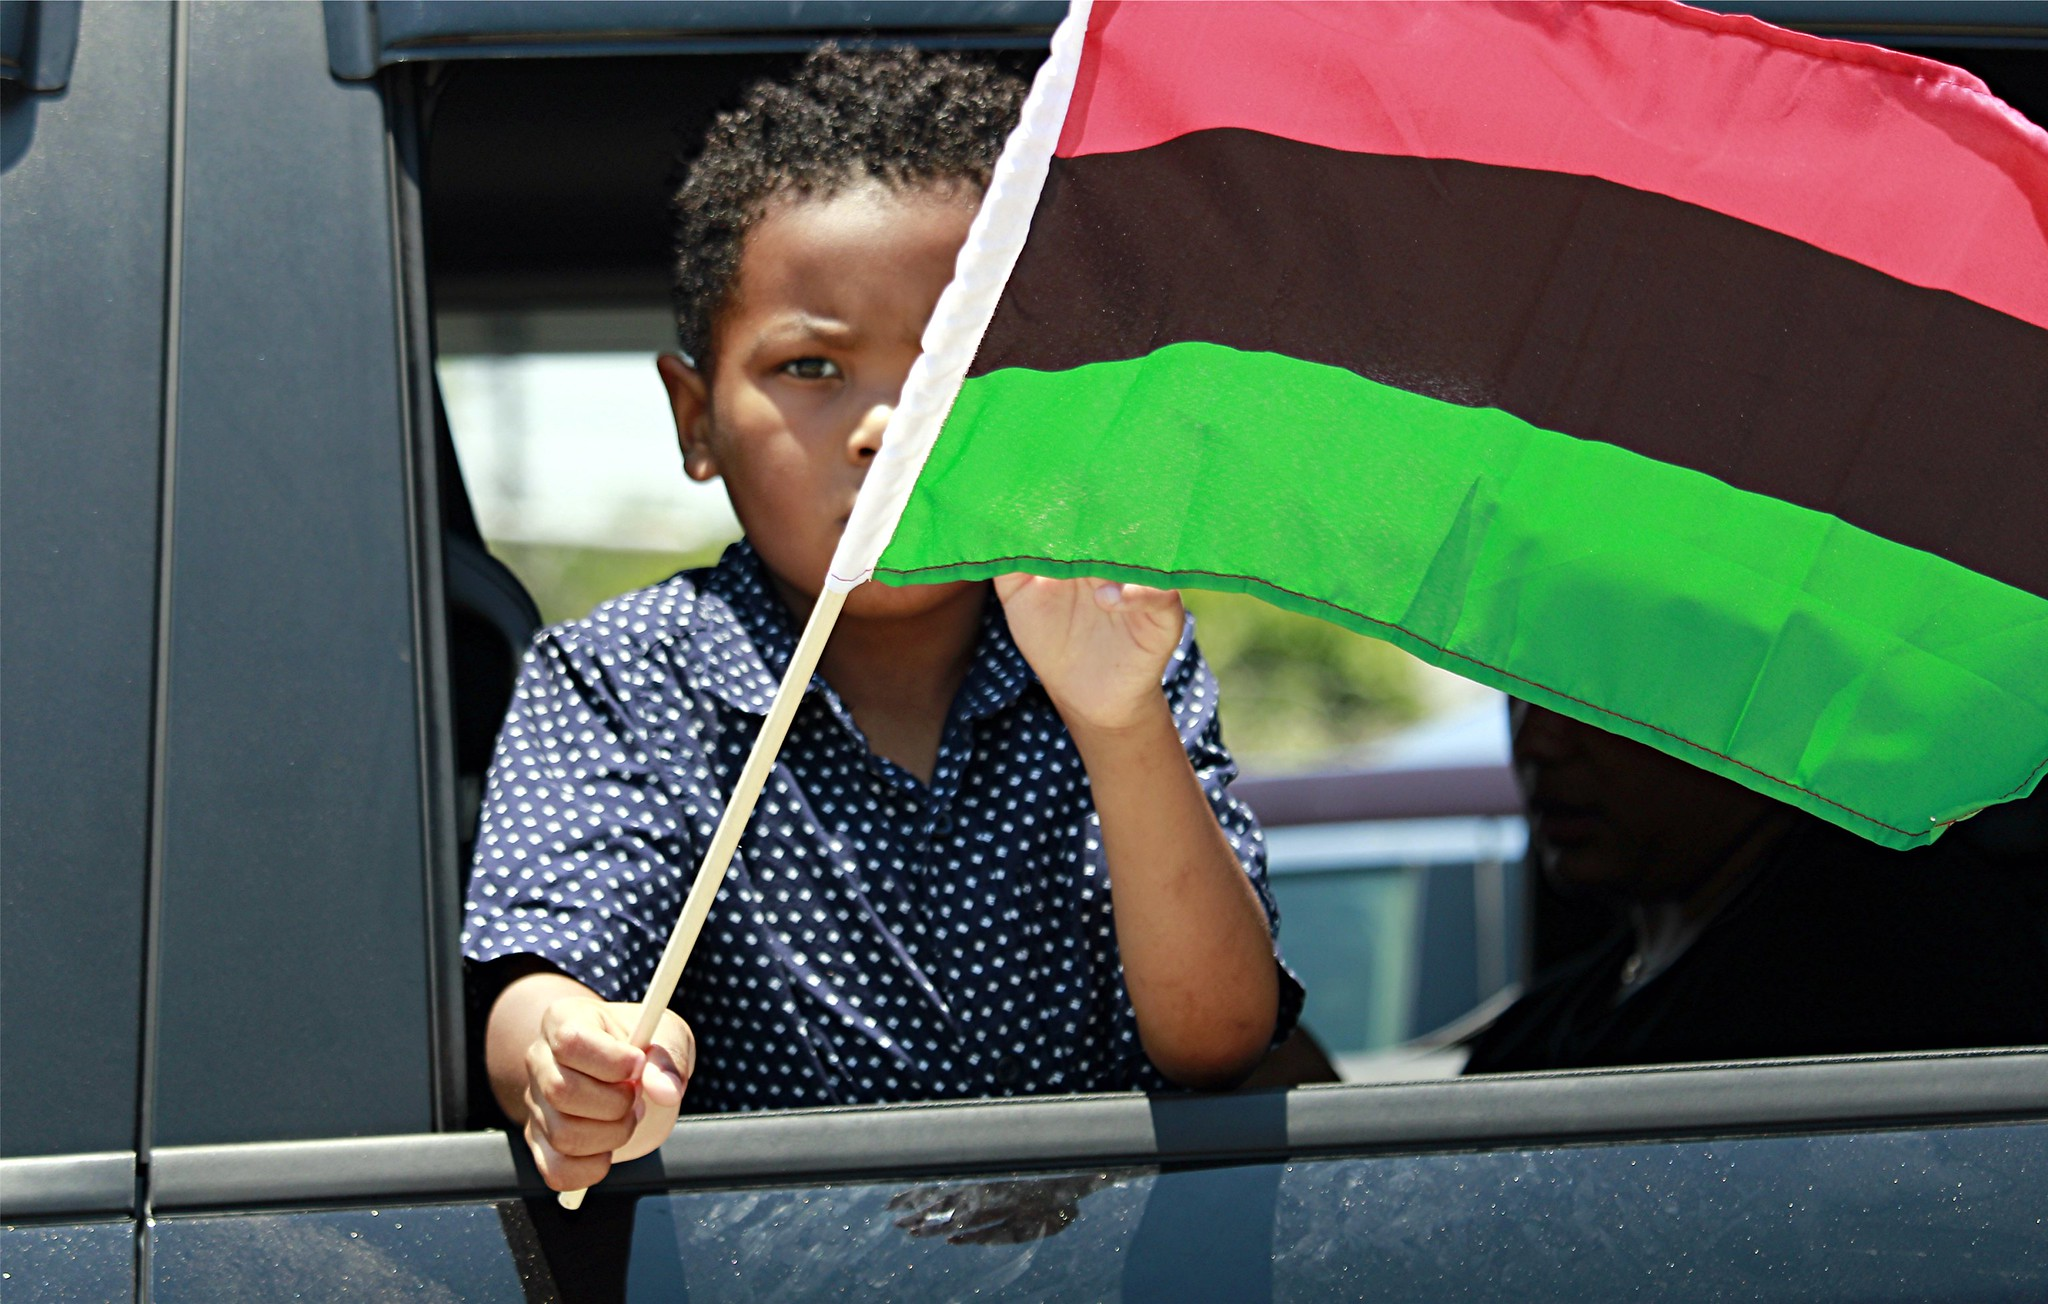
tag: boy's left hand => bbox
[994,575,1183,732]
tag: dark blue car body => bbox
[4,2,2044,1297]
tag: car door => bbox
[127,1050,2048,1301]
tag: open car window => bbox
[424,39,1517,1107]
[422,10,2046,1126]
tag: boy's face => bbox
[659,181,982,618]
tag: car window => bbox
[424,44,1474,1106]
[1266,815,1527,1074]
[0,1220,135,1304]
[149,1202,548,1304]
[3,12,2041,1304]
[437,343,739,626]
[420,19,2048,1124]
[507,1121,2047,1301]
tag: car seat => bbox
[435,393,541,861]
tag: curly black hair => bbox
[669,45,1027,366]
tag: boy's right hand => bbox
[521,997,694,1192]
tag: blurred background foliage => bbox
[489,541,718,627]
[1181,589,1424,770]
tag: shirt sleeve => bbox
[461,629,696,1003]
[1161,617,1308,1047]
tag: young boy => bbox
[462,47,1302,1194]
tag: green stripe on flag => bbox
[874,341,2048,848]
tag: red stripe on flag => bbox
[1057,0,2048,333]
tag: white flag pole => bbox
[556,0,1093,1210]
[557,585,844,1209]
[823,0,1094,592]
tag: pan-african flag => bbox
[827,0,2048,850]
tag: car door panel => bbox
[0,0,171,1163]
[149,0,436,1148]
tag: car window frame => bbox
[95,1049,2048,1216]
[389,0,2048,1198]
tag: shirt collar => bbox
[687,541,1036,722]
[955,592,1036,721]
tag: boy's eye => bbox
[780,357,842,381]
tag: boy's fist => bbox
[995,575,1184,732]
[521,997,693,1193]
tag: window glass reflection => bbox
[624,1170,1148,1301]
[576,1123,2048,1302]
[0,1220,132,1304]
[150,1202,545,1303]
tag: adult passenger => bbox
[1464,703,2048,1073]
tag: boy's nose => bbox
[848,401,892,462]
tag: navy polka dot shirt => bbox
[462,542,1302,1112]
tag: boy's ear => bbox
[656,352,719,482]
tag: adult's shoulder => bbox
[1777,817,2047,937]
[1461,930,1629,1074]
[1695,817,2048,1048]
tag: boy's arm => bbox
[995,575,1281,1089]
[483,960,695,1192]
[463,627,702,1190]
